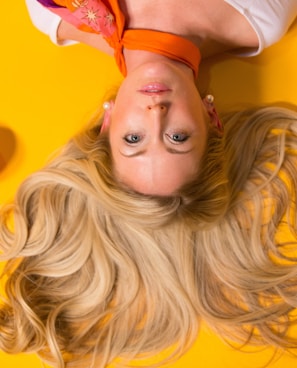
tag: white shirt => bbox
[225,0,297,55]
[25,0,297,55]
[25,0,77,46]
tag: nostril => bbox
[147,104,167,111]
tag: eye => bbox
[124,134,142,144]
[166,132,189,143]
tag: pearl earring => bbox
[103,101,111,110]
[205,94,214,104]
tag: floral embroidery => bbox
[70,0,115,35]
[38,0,116,37]
[82,6,100,26]
[104,12,114,27]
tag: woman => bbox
[1,2,297,368]
[25,0,297,195]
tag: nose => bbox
[146,103,168,115]
[145,103,168,142]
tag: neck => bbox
[121,0,258,59]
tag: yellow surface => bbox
[0,2,297,367]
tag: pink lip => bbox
[138,83,172,95]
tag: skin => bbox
[57,0,259,58]
[55,0,259,195]
[107,52,211,195]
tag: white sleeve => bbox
[225,0,297,56]
[25,0,78,46]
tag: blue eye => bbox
[168,133,189,142]
[124,134,141,143]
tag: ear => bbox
[100,100,115,134]
[202,96,223,135]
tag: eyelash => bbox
[123,134,142,144]
[166,133,189,143]
[123,132,190,144]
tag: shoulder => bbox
[225,0,297,55]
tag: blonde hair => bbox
[0,106,297,367]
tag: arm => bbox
[25,0,114,55]
[57,20,114,55]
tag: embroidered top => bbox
[36,0,201,77]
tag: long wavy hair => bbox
[0,106,297,367]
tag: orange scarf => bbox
[43,0,201,77]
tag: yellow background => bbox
[0,2,297,367]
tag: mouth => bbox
[138,83,172,95]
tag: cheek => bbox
[108,123,121,160]
[108,105,129,145]
[182,84,202,107]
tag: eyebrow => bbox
[120,147,194,157]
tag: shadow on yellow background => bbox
[0,3,297,367]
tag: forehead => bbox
[113,150,199,195]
